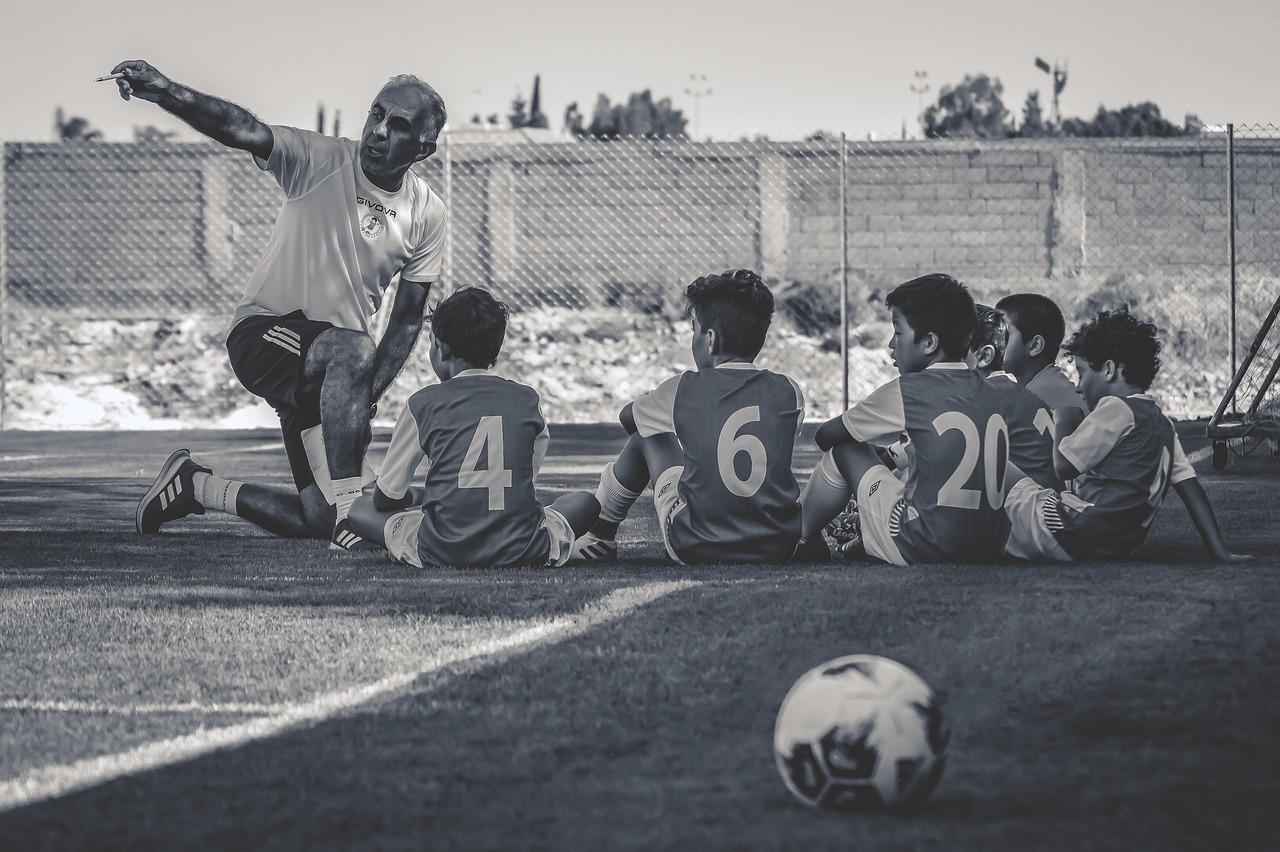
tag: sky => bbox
[3,0,1279,143]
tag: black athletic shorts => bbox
[226,311,333,492]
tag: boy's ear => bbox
[976,344,997,370]
[706,327,722,355]
[1027,334,1046,358]
[436,339,454,361]
[1102,359,1119,382]
[921,331,940,356]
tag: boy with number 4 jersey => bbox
[799,274,1013,565]
[1004,307,1246,562]
[347,287,599,568]
[572,269,805,564]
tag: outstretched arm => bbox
[1172,479,1249,562]
[109,60,272,160]
[370,280,432,405]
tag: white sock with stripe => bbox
[593,462,641,537]
[193,471,242,514]
[332,477,363,524]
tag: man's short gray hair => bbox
[383,74,447,142]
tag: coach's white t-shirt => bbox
[231,125,446,334]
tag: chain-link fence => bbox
[3,128,1279,430]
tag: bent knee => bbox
[307,328,376,377]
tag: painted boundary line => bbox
[0,580,699,814]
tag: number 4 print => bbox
[458,415,512,510]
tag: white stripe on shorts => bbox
[263,327,302,356]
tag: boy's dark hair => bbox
[684,269,774,359]
[995,293,1067,357]
[1063,306,1162,390]
[972,304,1008,371]
[885,273,975,360]
[431,286,509,369]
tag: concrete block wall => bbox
[4,136,1276,318]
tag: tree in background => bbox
[133,126,178,143]
[923,74,1013,139]
[1020,91,1052,138]
[54,108,102,142]
[584,90,687,139]
[509,75,549,130]
[1060,102,1188,137]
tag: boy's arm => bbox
[814,416,856,452]
[371,401,427,512]
[1052,406,1087,481]
[1172,479,1250,562]
[372,484,415,513]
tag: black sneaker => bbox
[329,518,383,552]
[136,449,210,534]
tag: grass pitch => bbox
[0,424,1277,850]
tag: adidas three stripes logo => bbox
[263,325,302,356]
[333,529,362,549]
[159,479,184,510]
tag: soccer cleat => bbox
[569,532,618,562]
[329,518,383,552]
[791,536,832,563]
[136,449,210,534]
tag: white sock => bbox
[193,471,242,514]
[332,476,363,523]
[595,462,642,529]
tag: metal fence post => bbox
[0,143,7,431]
[1226,124,1238,413]
[443,132,453,292]
[839,133,849,412]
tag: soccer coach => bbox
[112,60,447,551]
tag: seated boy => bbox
[995,293,1088,413]
[347,287,599,568]
[798,274,1012,565]
[572,269,805,564]
[1003,306,1245,562]
[971,305,1063,491]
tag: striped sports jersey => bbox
[233,125,446,335]
[1049,394,1194,559]
[632,363,804,562]
[842,363,1012,562]
[377,371,552,567]
[987,372,1062,490]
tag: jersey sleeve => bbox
[531,397,550,480]
[1058,396,1134,475]
[398,190,447,284]
[631,374,683,437]
[785,374,806,438]
[255,125,330,199]
[1169,432,1196,484]
[377,402,428,501]
[840,378,905,446]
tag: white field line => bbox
[0,699,294,716]
[0,580,698,814]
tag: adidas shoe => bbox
[570,532,618,562]
[136,449,210,534]
[329,518,383,552]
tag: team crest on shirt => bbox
[360,212,385,240]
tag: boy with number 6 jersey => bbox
[572,269,804,564]
[347,287,599,568]
[1004,307,1246,562]
[798,274,1012,565]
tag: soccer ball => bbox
[773,654,949,812]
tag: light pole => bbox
[685,74,712,139]
[1034,57,1068,127]
[910,70,929,138]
